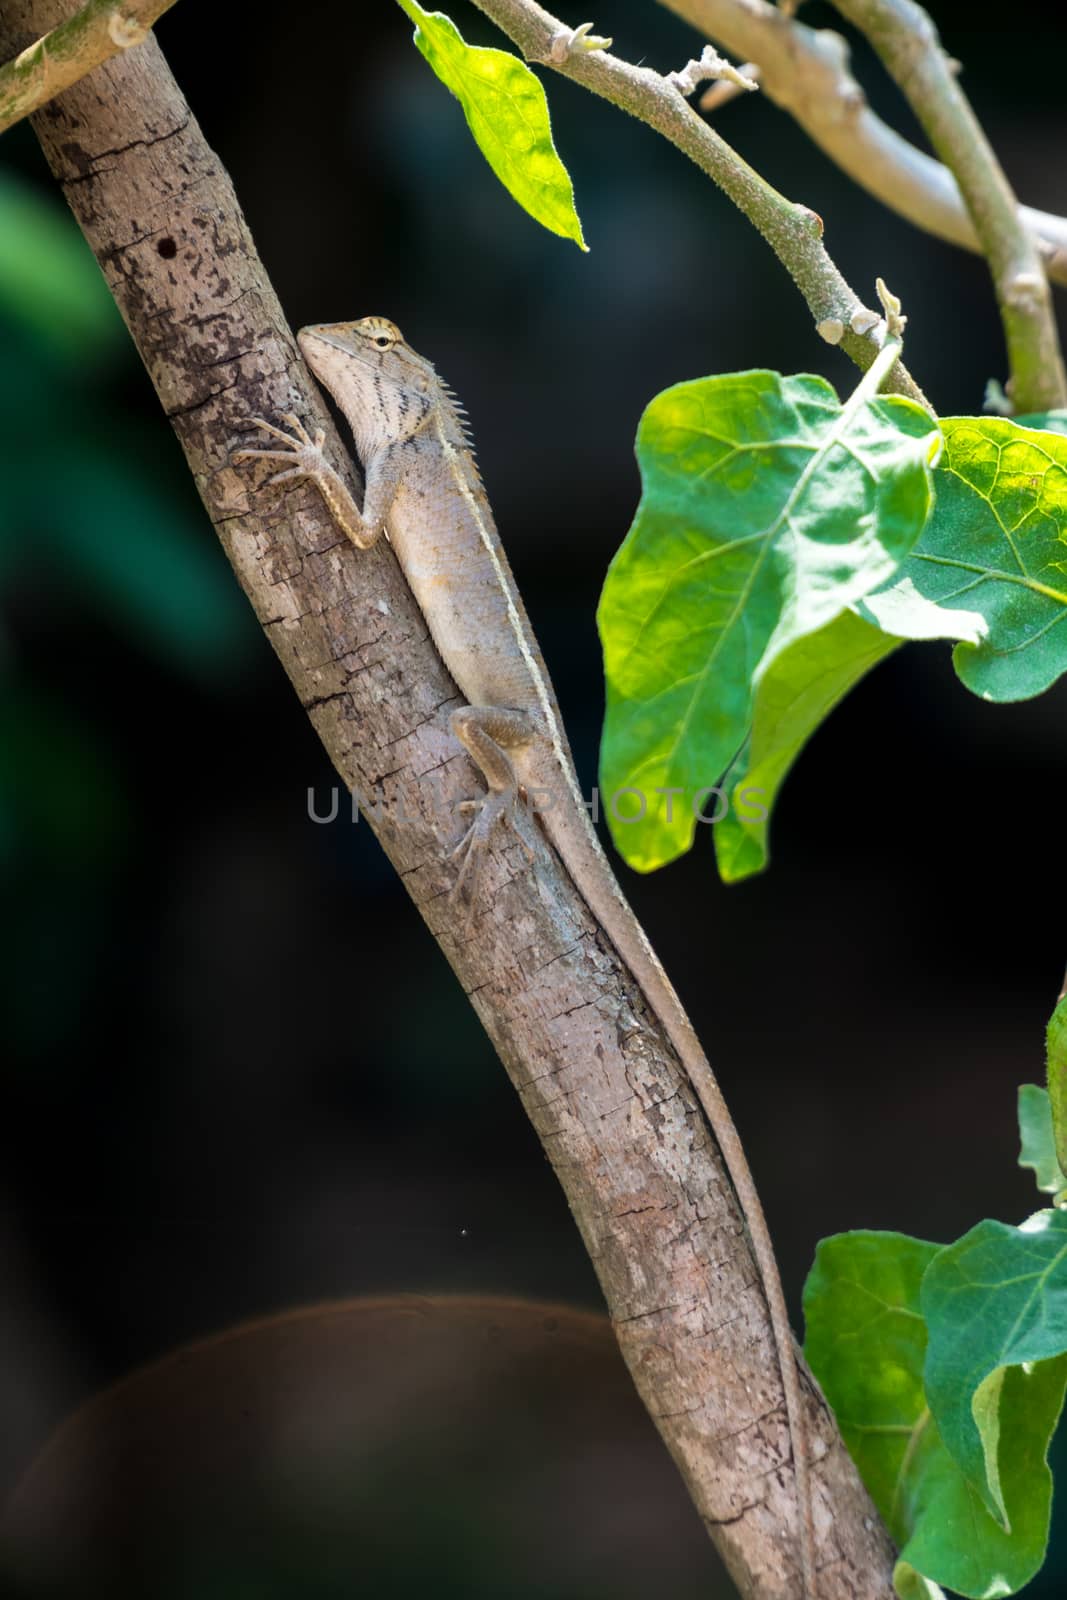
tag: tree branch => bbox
[0,0,178,137]
[0,4,901,1596]
[466,0,929,407]
[657,0,1067,291]
[830,0,1066,414]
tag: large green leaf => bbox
[394,0,585,249]
[861,417,1067,700]
[713,609,899,882]
[805,1228,1066,1598]
[921,1211,1067,1543]
[598,364,939,871]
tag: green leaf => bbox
[598,365,939,871]
[804,1231,941,1536]
[860,417,1067,701]
[1018,1084,1067,1196]
[1048,997,1067,1181]
[713,609,899,883]
[921,1211,1067,1538]
[805,1228,1067,1598]
[393,0,586,250]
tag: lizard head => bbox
[298,317,436,460]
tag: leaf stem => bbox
[854,337,903,408]
[829,0,1067,415]
[0,0,179,138]
[465,0,929,405]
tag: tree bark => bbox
[1,7,897,1596]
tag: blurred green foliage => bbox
[0,167,252,1060]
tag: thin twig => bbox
[467,0,929,405]
[831,0,1066,413]
[0,0,178,137]
[659,0,1067,290]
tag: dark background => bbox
[1,0,1065,1593]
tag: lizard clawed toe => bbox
[449,788,538,908]
[231,414,332,484]
[232,406,373,551]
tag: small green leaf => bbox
[921,1210,1067,1529]
[861,417,1067,701]
[805,1228,1067,1598]
[713,609,899,883]
[1018,1084,1067,1195]
[394,0,586,249]
[1048,997,1067,1181]
[598,365,939,871]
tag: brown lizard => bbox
[233,315,817,1598]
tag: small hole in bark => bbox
[157,236,178,259]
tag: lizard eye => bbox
[373,333,394,350]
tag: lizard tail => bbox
[534,767,817,1600]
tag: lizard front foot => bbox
[232,412,327,484]
[231,414,376,549]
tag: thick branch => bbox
[468,0,928,406]
[0,0,178,136]
[658,0,1067,291]
[0,4,898,1595]
[831,0,1066,413]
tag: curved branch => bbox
[0,3,899,1595]
[0,0,178,137]
[467,0,928,406]
[831,0,1066,413]
[657,0,1067,291]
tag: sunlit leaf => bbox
[598,367,939,871]
[394,0,586,249]
[860,417,1067,701]
[713,609,898,882]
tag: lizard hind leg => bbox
[449,707,539,905]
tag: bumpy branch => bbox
[657,0,1067,291]
[466,0,929,407]
[0,0,179,136]
[830,0,1066,414]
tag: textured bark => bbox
[2,8,897,1596]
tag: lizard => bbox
[233,315,818,1599]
